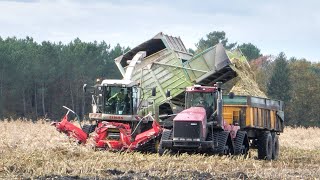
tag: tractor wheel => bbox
[82,124,97,135]
[272,132,280,160]
[234,131,249,155]
[212,131,233,155]
[257,131,273,160]
[158,129,172,156]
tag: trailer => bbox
[223,94,284,159]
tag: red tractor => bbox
[159,82,249,155]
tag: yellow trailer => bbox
[223,95,284,160]
[223,95,284,132]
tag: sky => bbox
[0,0,320,62]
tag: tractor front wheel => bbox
[158,129,172,156]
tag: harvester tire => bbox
[272,132,279,160]
[257,131,272,160]
[82,124,97,135]
[158,129,172,156]
[234,131,249,155]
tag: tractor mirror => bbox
[83,84,87,93]
[152,87,156,96]
[166,90,171,97]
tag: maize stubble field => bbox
[0,119,320,179]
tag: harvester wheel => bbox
[136,136,161,153]
[257,131,272,160]
[82,124,97,135]
[234,131,249,155]
[271,132,279,160]
[158,129,172,156]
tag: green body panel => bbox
[226,49,248,62]
[115,33,237,117]
[131,49,193,106]
[130,43,236,107]
[223,95,248,105]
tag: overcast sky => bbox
[1,0,320,62]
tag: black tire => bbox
[158,129,172,156]
[82,124,97,135]
[212,131,232,155]
[136,136,161,153]
[257,131,273,160]
[234,131,249,155]
[272,133,280,160]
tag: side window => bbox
[205,93,215,107]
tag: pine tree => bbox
[267,52,291,102]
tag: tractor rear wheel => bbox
[234,131,249,155]
[212,131,233,155]
[272,132,279,160]
[257,131,273,160]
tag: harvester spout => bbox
[124,51,146,80]
[115,55,126,78]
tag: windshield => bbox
[185,92,216,110]
[103,86,136,115]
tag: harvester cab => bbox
[89,80,139,117]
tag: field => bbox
[0,119,320,179]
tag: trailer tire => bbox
[257,131,272,160]
[158,129,172,156]
[272,133,279,160]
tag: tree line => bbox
[0,32,319,126]
[0,37,127,120]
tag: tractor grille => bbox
[173,121,201,139]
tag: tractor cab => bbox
[185,85,217,118]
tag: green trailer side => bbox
[115,32,237,116]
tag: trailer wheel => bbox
[272,133,279,160]
[158,129,172,156]
[257,131,272,160]
[234,131,249,155]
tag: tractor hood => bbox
[174,107,206,122]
